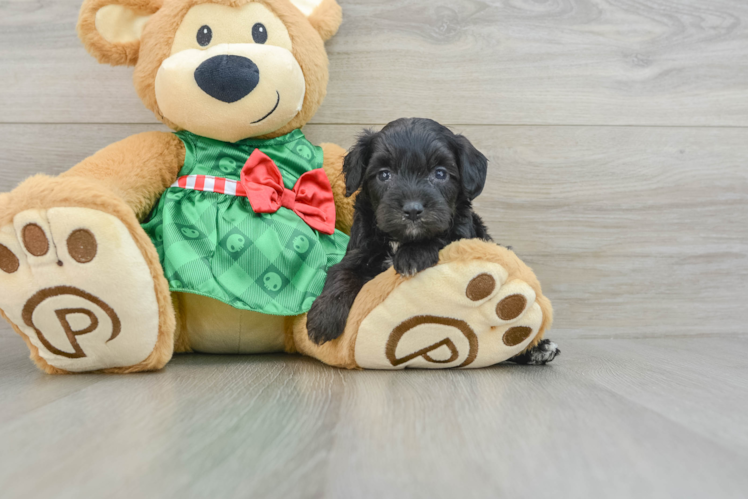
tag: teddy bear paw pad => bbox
[354,260,545,369]
[0,208,160,372]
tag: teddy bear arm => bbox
[61,132,186,220]
[320,142,355,235]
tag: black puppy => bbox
[307,118,492,345]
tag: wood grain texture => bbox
[1,330,747,498]
[2,0,748,125]
[1,0,747,495]
[1,123,746,338]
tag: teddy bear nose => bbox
[194,55,260,103]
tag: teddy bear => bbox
[0,0,557,374]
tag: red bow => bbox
[240,149,336,235]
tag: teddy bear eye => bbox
[197,25,212,47]
[252,23,268,44]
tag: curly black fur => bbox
[307,118,492,345]
[508,339,561,365]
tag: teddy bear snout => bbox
[194,54,260,104]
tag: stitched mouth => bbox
[251,91,281,124]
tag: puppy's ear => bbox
[453,135,488,201]
[343,129,377,197]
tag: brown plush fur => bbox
[290,239,554,368]
[62,131,185,219]
[1,0,344,374]
[308,0,342,41]
[320,142,356,234]
[78,0,340,140]
[171,294,193,353]
[77,0,164,67]
[0,175,176,374]
[4,0,554,373]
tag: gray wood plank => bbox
[1,123,746,339]
[1,334,747,498]
[2,0,748,126]
[0,324,106,425]
[1,0,746,498]
[323,337,748,499]
[0,124,172,189]
[561,336,748,453]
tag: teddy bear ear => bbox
[289,0,343,41]
[77,0,162,67]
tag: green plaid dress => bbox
[142,130,350,316]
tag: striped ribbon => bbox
[171,175,248,197]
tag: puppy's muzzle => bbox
[195,55,260,103]
[403,201,424,221]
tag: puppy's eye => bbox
[434,168,449,181]
[377,170,392,182]
[252,23,268,44]
[197,25,213,47]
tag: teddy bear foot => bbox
[0,207,169,373]
[351,240,555,370]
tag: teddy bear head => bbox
[78,0,342,143]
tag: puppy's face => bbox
[366,130,460,242]
[344,118,488,243]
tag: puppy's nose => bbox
[194,55,260,103]
[403,201,424,221]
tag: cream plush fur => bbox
[0,0,553,373]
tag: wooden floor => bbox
[1,0,748,497]
[1,329,747,498]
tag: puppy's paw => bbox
[393,244,440,277]
[306,296,348,345]
[508,339,560,365]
